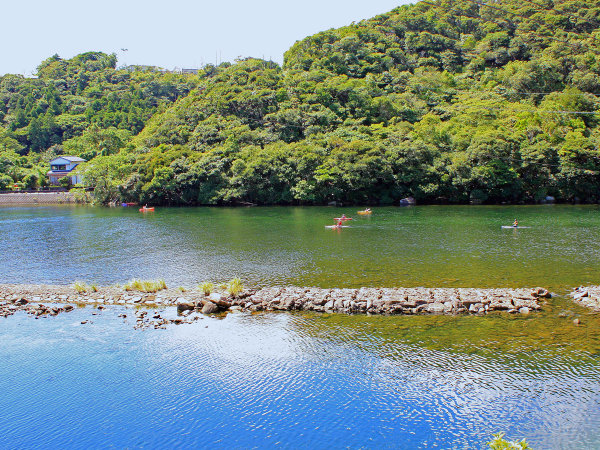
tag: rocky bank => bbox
[570,286,600,312]
[0,284,551,327]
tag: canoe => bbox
[357,210,372,215]
[139,207,155,212]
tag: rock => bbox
[427,303,446,314]
[519,307,530,314]
[177,302,195,313]
[573,318,581,325]
[531,287,551,298]
[201,301,219,314]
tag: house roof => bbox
[49,156,86,164]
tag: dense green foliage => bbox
[0,52,197,189]
[2,0,600,204]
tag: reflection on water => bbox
[1,204,600,291]
[0,307,599,448]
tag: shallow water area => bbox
[1,304,600,448]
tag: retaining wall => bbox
[0,192,81,204]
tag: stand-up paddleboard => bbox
[501,225,530,229]
[325,225,350,229]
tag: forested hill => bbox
[3,0,600,205]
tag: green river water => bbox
[1,204,599,292]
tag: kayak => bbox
[139,207,155,212]
[501,226,530,229]
[325,225,350,229]
[333,217,353,221]
[357,210,372,215]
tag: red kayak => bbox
[333,217,352,221]
[139,207,155,212]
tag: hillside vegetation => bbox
[2,0,600,205]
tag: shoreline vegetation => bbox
[0,282,574,329]
[1,0,599,207]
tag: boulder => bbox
[176,302,195,313]
[201,301,219,314]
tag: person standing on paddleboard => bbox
[513,219,518,228]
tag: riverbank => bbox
[0,284,551,326]
[0,191,85,204]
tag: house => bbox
[47,156,86,185]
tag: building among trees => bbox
[47,156,85,185]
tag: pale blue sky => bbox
[2,0,413,76]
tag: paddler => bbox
[513,219,518,228]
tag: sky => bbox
[1,0,414,76]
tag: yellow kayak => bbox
[357,210,372,215]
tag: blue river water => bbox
[2,205,600,447]
[1,306,600,448]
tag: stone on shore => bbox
[201,301,219,314]
[569,286,600,311]
[0,283,550,321]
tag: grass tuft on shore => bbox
[73,281,98,293]
[226,278,244,296]
[123,279,167,293]
[199,281,214,296]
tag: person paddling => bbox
[513,219,518,228]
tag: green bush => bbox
[226,278,244,296]
[199,281,214,296]
[487,432,530,449]
[123,279,167,293]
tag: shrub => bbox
[199,281,214,296]
[487,432,530,449]
[226,278,244,296]
[73,281,98,293]
[123,279,167,293]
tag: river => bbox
[1,204,600,291]
[1,205,599,448]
